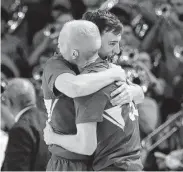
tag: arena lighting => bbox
[100,0,119,10]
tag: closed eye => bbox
[109,42,117,46]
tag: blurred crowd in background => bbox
[1,0,183,171]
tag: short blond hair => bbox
[57,20,101,54]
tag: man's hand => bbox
[43,122,54,145]
[135,61,149,72]
[110,81,133,106]
[110,64,126,81]
[165,149,183,170]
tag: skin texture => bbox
[99,32,121,59]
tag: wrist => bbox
[108,69,119,81]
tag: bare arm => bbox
[55,66,126,98]
[127,83,145,104]
[44,122,97,155]
[110,81,144,106]
[28,37,50,66]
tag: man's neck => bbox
[78,55,99,72]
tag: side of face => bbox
[171,0,183,15]
[99,31,121,59]
[3,89,15,115]
[121,25,141,48]
[70,36,101,67]
[139,52,152,70]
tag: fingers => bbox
[111,84,126,97]
[111,93,130,106]
[115,81,123,86]
[110,84,133,106]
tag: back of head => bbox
[5,78,36,109]
[82,10,123,35]
[58,20,101,61]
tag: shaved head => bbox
[4,78,36,110]
[57,20,101,64]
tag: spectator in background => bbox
[1,74,15,132]
[1,78,50,171]
[82,0,104,10]
[58,0,105,19]
[22,0,53,46]
[165,149,183,170]
[0,128,8,169]
[1,7,9,37]
[1,53,20,78]
[0,77,14,168]
[28,5,73,67]
[1,7,31,78]
[174,75,183,104]
[136,52,165,136]
[120,24,141,49]
[1,104,15,132]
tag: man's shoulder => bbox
[44,55,65,67]
[44,54,77,75]
[82,59,110,74]
[12,110,44,137]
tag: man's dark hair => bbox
[110,7,131,25]
[82,10,123,35]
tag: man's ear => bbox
[71,49,79,60]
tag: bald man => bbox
[42,20,126,171]
[2,78,50,171]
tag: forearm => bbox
[148,73,165,95]
[29,38,49,66]
[52,133,85,155]
[128,84,144,104]
[75,72,116,97]
[58,71,117,98]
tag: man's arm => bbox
[127,83,145,104]
[2,127,34,171]
[44,122,97,155]
[44,91,107,155]
[28,36,50,66]
[55,66,126,98]
[110,81,144,106]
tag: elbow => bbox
[67,84,86,98]
[77,136,97,156]
[59,86,80,98]
[66,92,77,98]
[82,140,97,155]
[55,76,85,98]
[69,84,87,98]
